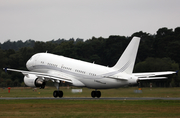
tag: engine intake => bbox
[24,74,46,89]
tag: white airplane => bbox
[4,37,176,98]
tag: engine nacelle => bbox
[24,74,45,89]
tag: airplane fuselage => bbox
[26,53,137,89]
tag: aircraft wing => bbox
[133,71,176,80]
[3,68,72,83]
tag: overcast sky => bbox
[0,0,180,43]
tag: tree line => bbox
[0,27,180,87]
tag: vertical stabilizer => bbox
[112,37,140,74]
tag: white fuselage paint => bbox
[26,53,137,89]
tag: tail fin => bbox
[112,37,140,74]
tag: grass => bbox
[1,87,180,117]
[0,99,180,118]
[1,86,180,98]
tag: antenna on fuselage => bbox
[46,51,48,53]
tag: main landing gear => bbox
[91,90,101,98]
[53,90,63,98]
[53,82,63,98]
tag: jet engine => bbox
[24,74,46,89]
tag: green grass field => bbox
[1,86,180,98]
[0,87,180,118]
[0,99,180,118]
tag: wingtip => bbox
[3,67,7,72]
[176,70,179,75]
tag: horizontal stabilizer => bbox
[133,71,176,77]
[138,77,167,80]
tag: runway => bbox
[1,97,180,100]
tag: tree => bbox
[1,27,180,87]
[134,57,179,87]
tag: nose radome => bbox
[26,59,31,70]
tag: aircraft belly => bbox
[80,78,129,89]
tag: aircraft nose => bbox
[26,59,32,70]
[26,60,30,70]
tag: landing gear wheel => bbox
[91,91,96,98]
[91,91,101,98]
[58,91,63,98]
[96,91,101,98]
[53,90,58,98]
[53,90,63,98]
